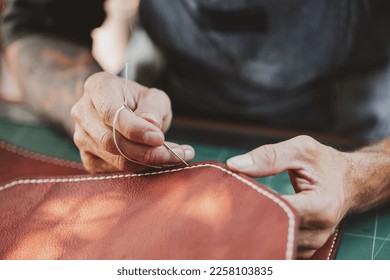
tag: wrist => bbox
[343,150,390,214]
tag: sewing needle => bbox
[116,63,188,168]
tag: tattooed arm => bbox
[1,0,193,172]
[4,35,101,133]
[1,0,106,133]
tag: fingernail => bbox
[184,147,195,160]
[143,131,164,145]
[227,154,253,170]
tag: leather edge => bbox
[0,140,84,170]
[0,160,299,259]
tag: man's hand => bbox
[227,135,354,259]
[71,72,195,173]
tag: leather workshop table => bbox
[0,117,389,260]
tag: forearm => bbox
[346,137,390,213]
[5,35,102,134]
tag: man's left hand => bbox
[227,135,353,259]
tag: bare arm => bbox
[5,35,102,133]
[349,138,390,213]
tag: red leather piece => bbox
[0,141,86,186]
[309,224,343,260]
[0,140,342,259]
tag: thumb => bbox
[226,136,310,177]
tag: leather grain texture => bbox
[0,140,341,259]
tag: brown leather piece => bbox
[0,140,342,259]
[309,224,344,260]
[0,141,86,186]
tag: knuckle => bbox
[300,199,337,229]
[70,105,78,120]
[148,87,166,96]
[99,131,116,153]
[70,102,81,122]
[310,204,338,229]
[83,163,96,173]
[80,152,97,173]
[125,125,144,142]
[126,130,137,142]
[140,148,157,163]
[84,72,112,91]
[316,210,337,229]
[299,238,314,249]
[99,103,115,124]
[259,144,277,170]
[116,156,129,171]
[84,74,97,93]
[148,88,171,106]
[303,238,322,251]
[73,130,85,148]
[296,135,319,154]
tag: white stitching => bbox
[327,227,340,260]
[0,163,296,260]
[0,141,84,170]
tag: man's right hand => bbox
[71,72,195,173]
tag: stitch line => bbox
[0,141,84,170]
[327,227,339,260]
[0,163,296,259]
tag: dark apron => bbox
[140,0,390,141]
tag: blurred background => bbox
[0,0,141,104]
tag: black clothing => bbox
[1,0,105,48]
[2,0,390,140]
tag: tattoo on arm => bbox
[6,35,102,133]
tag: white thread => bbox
[0,141,83,170]
[327,227,340,260]
[124,62,129,105]
[112,62,162,168]
[113,62,162,169]
[112,105,161,168]
[0,163,296,259]
[112,63,188,169]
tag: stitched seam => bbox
[0,163,296,259]
[0,141,84,170]
[327,227,339,260]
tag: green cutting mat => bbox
[0,118,389,260]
